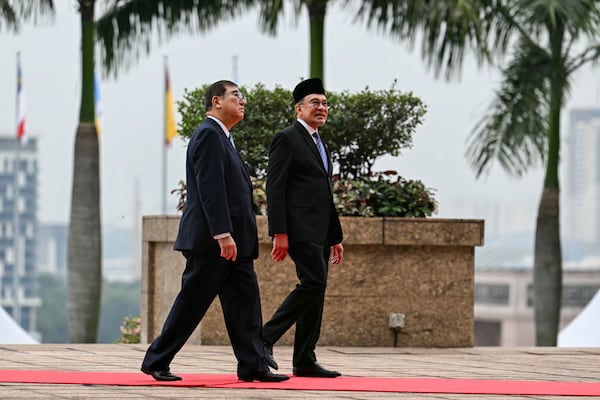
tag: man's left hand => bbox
[330,243,344,265]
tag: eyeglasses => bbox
[304,100,331,109]
[224,90,247,103]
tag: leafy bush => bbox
[178,81,426,180]
[175,82,437,217]
[333,171,437,217]
[325,83,427,179]
[115,315,141,344]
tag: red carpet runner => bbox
[1,370,599,396]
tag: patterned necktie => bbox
[312,132,329,172]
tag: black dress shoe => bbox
[264,343,279,370]
[239,370,289,382]
[293,363,341,378]
[141,367,182,381]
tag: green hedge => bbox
[176,82,437,217]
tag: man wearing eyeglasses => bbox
[263,78,344,378]
[141,80,288,383]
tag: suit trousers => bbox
[263,241,330,367]
[141,252,267,377]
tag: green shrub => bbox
[115,315,141,344]
[175,82,437,217]
[333,171,437,217]
[325,83,427,179]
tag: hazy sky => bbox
[1,2,599,238]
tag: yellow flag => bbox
[94,71,102,136]
[165,65,178,146]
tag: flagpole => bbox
[12,51,22,324]
[12,142,22,325]
[232,54,239,83]
[162,55,168,215]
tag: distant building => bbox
[474,265,600,346]
[37,222,138,282]
[474,231,600,346]
[36,224,68,277]
[565,108,600,255]
[103,225,136,282]
[471,107,600,346]
[0,136,40,336]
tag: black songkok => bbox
[293,78,325,103]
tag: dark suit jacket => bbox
[266,121,343,245]
[174,118,258,259]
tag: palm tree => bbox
[463,0,600,345]
[0,0,54,32]
[2,0,100,343]
[358,0,600,347]
[66,0,103,343]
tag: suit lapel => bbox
[207,119,253,189]
[295,121,329,176]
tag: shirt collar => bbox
[208,115,230,138]
[297,118,317,136]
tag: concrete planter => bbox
[141,215,484,347]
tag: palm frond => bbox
[567,44,600,74]
[0,0,18,31]
[96,0,253,76]
[255,0,286,34]
[0,0,54,32]
[355,0,504,80]
[18,0,54,16]
[466,38,553,177]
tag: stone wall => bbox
[141,215,484,347]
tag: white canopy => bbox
[0,306,37,344]
[558,289,600,347]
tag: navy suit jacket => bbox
[174,118,258,259]
[266,121,343,245]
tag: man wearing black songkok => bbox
[262,78,344,378]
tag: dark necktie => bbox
[312,132,329,172]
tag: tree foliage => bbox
[37,274,141,343]
[177,82,436,217]
[325,82,427,178]
[178,82,426,180]
[333,170,437,217]
[96,0,254,76]
[0,0,54,32]
[37,274,68,343]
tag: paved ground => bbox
[0,344,598,399]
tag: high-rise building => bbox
[565,108,600,255]
[0,136,40,335]
[36,224,68,277]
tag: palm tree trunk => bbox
[307,0,327,80]
[533,29,564,346]
[67,0,102,343]
[533,186,562,345]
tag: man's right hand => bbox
[271,233,289,262]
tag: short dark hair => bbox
[205,80,237,111]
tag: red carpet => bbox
[1,370,600,396]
